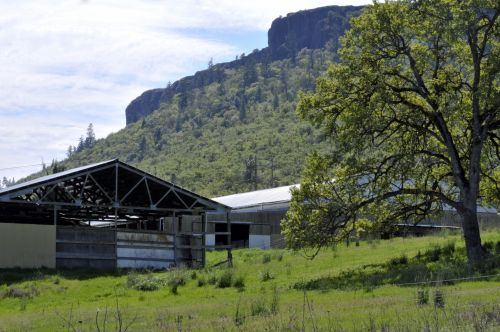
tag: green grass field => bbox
[1,231,499,331]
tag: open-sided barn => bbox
[213,184,500,248]
[0,159,231,269]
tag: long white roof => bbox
[213,183,498,214]
[213,184,299,209]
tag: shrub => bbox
[1,287,32,299]
[19,298,28,311]
[126,272,163,291]
[207,273,218,285]
[417,288,429,305]
[232,276,245,290]
[388,255,408,267]
[217,270,234,288]
[169,283,179,295]
[168,273,187,287]
[259,270,274,282]
[433,289,445,308]
[250,299,268,316]
[234,297,245,327]
[483,241,494,251]
[262,254,272,264]
[398,263,430,284]
[168,271,187,295]
[275,252,284,262]
[441,241,456,256]
[425,246,442,262]
[197,276,206,287]
[270,286,280,314]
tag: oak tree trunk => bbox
[460,208,489,264]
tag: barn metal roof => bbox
[213,183,498,214]
[213,184,299,210]
[0,159,229,212]
[0,159,114,196]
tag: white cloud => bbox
[0,0,371,180]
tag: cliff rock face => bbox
[125,5,363,125]
[126,89,163,124]
[268,6,362,60]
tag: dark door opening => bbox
[215,223,228,246]
[231,223,249,248]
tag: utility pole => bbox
[269,157,276,188]
[254,155,258,191]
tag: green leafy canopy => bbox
[284,0,500,262]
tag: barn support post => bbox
[173,211,177,267]
[0,159,229,270]
[53,206,58,226]
[202,212,207,267]
[226,211,232,267]
[114,207,118,269]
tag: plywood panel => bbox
[0,223,56,268]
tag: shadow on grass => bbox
[294,240,500,291]
[0,268,131,285]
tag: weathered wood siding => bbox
[56,227,116,269]
[176,234,203,268]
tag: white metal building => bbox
[213,184,500,249]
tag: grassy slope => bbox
[34,49,336,197]
[0,231,499,331]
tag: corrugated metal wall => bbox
[54,226,202,270]
[116,230,175,269]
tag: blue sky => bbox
[0,0,370,181]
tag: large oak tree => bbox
[284,0,500,264]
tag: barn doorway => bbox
[214,222,250,248]
[231,223,250,248]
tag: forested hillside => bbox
[35,6,363,197]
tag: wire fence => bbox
[392,273,500,287]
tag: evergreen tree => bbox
[67,145,74,158]
[138,137,147,160]
[1,176,8,188]
[243,60,258,86]
[153,128,162,147]
[76,136,84,152]
[84,123,96,149]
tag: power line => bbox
[0,163,44,172]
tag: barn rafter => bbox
[0,159,233,270]
[0,159,226,213]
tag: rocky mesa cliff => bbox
[125,5,363,125]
